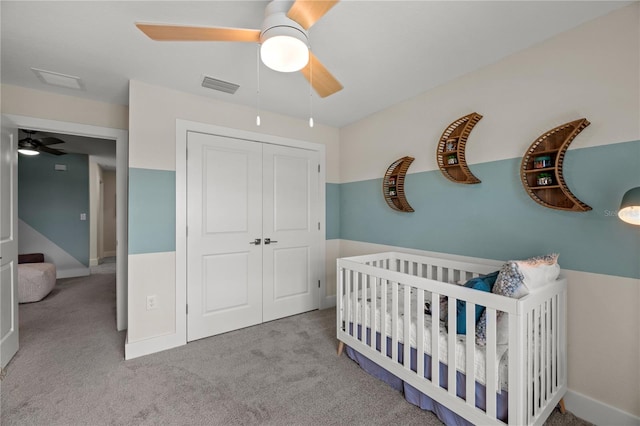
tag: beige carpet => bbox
[0,270,590,425]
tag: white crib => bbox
[336,252,567,426]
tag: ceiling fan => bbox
[18,130,66,156]
[135,0,343,98]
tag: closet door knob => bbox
[249,238,261,245]
[264,238,278,245]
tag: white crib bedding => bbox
[342,286,509,389]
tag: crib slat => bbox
[417,288,425,378]
[345,270,352,337]
[338,267,344,335]
[465,301,476,409]
[370,276,377,351]
[361,273,368,345]
[431,291,440,387]
[560,290,567,388]
[351,272,362,339]
[403,285,411,369]
[551,294,557,393]
[447,296,456,397]
[486,308,497,419]
[544,300,550,403]
[392,281,399,362]
[527,310,534,425]
[381,279,388,357]
[531,306,540,417]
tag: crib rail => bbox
[337,252,567,426]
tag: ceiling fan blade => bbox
[301,52,343,98]
[38,146,65,156]
[287,0,339,30]
[136,23,260,42]
[36,137,65,146]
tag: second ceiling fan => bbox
[136,0,343,98]
[18,130,66,156]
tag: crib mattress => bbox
[341,286,509,389]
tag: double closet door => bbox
[187,132,321,342]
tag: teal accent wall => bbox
[128,168,176,255]
[18,153,90,266]
[340,140,640,279]
[326,183,340,239]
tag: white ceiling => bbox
[1,1,632,128]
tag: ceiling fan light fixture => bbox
[260,26,309,73]
[18,146,39,156]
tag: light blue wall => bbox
[340,140,640,279]
[128,168,340,253]
[18,153,90,266]
[326,183,340,240]
[126,141,639,279]
[128,168,176,255]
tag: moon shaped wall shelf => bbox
[520,118,592,212]
[383,156,414,212]
[436,112,483,184]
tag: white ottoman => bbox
[18,262,56,303]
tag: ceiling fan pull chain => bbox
[256,45,261,127]
[309,44,314,128]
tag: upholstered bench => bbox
[18,253,56,303]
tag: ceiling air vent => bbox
[201,75,239,94]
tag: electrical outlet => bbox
[146,295,158,310]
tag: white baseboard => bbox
[56,267,91,279]
[90,258,99,266]
[124,331,186,360]
[565,390,640,426]
[322,294,336,309]
[103,250,117,258]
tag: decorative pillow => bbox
[456,271,499,335]
[424,295,448,321]
[515,253,560,295]
[476,262,524,345]
[491,261,526,298]
[476,254,560,345]
[424,281,465,321]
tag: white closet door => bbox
[0,122,19,368]
[262,144,320,322]
[187,132,263,341]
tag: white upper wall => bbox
[129,81,340,183]
[339,3,640,183]
[1,84,129,131]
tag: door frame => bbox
[176,120,326,344]
[1,114,129,331]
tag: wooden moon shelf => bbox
[383,156,414,212]
[436,112,483,184]
[520,118,592,212]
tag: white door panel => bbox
[272,246,310,298]
[0,123,19,368]
[202,252,250,312]
[187,132,262,341]
[263,144,319,322]
[271,154,310,231]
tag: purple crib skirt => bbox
[345,323,508,425]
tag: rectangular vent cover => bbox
[201,75,239,94]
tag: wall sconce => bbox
[618,187,640,225]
